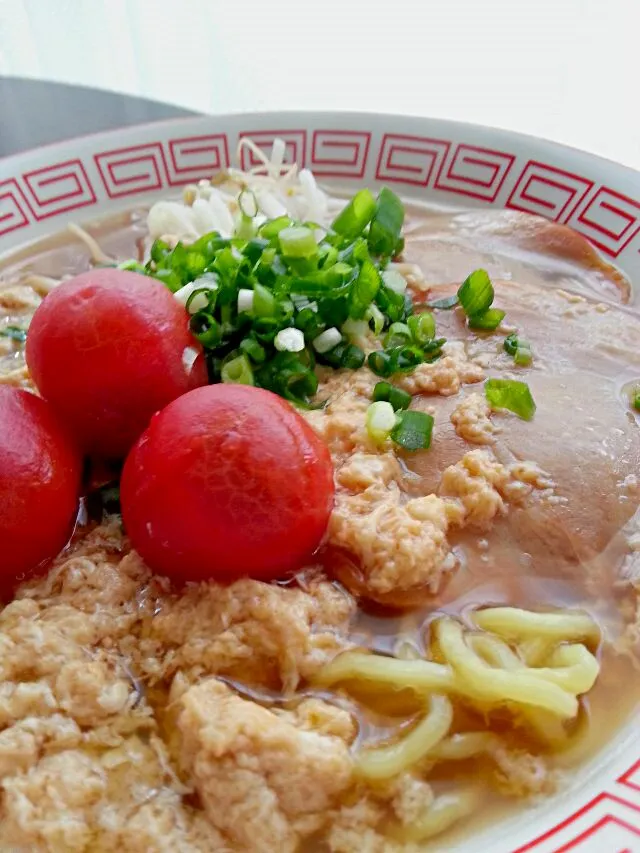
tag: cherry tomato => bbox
[0,386,82,595]
[120,384,334,583]
[26,268,207,459]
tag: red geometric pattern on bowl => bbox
[374,133,451,187]
[166,134,230,186]
[0,178,32,237]
[619,758,640,795]
[238,130,307,171]
[565,187,640,258]
[309,130,371,178]
[506,161,594,222]
[435,143,515,201]
[94,143,169,198]
[512,791,640,852]
[21,159,96,219]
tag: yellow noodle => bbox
[355,695,453,780]
[386,787,482,843]
[468,634,522,669]
[393,639,423,660]
[520,707,570,747]
[314,652,455,694]
[473,607,599,644]
[67,222,113,265]
[532,644,599,694]
[519,637,555,666]
[22,273,61,296]
[436,619,578,718]
[430,731,500,761]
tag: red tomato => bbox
[26,269,207,459]
[120,384,334,583]
[0,386,82,595]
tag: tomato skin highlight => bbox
[25,268,207,459]
[120,385,335,583]
[0,387,82,595]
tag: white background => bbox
[0,0,639,168]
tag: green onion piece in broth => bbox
[485,378,536,420]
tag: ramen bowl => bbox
[1,112,640,853]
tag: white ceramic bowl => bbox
[1,112,639,852]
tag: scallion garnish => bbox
[221,354,254,386]
[458,269,494,317]
[408,312,435,345]
[468,308,506,331]
[253,283,276,318]
[0,326,27,343]
[503,333,518,356]
[368,187,405,258]
[485,378,536,421]
[142,186,449,407]
[372,381,411,411]
[504,333,532,366]
[514,346,533,366]
[384,322,412,348]
[331,189,377,240]
[457,269,508,332]
[428,294,459,310]
[366,401,397,444]
[633,390,640,412]
[391,410,434,451]
[279,226,318,261]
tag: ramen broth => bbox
[1,199,640,850]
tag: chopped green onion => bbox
[468,308,506,331]
[150,239,171,264]
[259,216,294,239]
[633,390,640,412]
[0,326,27,343]
[366,401,397,444]
[118,259,147,274]
[189,312,222,348]
[427,294,459,310]
[408,312,435,345]
[239,337,266,364]
[514,346,533,366]
[221,354,254,385]
[331,189,377,240]
[458,269,494,317]
[384,322,412,348]
[485,378,536,421]
[274,328,305,352]
[382,269,407,295]
[504,334,532,366]
[372,381,411,411]
[325,342,365,370]
[237,288,255,313]
[365,303,385,336]
[389,344,424,372]
[391,410,434,451]
[503,333,519,356]
[253,283,276,318]
[350,258,381,319]
[368,350,393,377]
[341,317,369,344]
[235,214,255,241]
[279,226,318,259]
[313,328,342,354]
[368,188,405,257]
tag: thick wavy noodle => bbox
[315,605,601,842]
